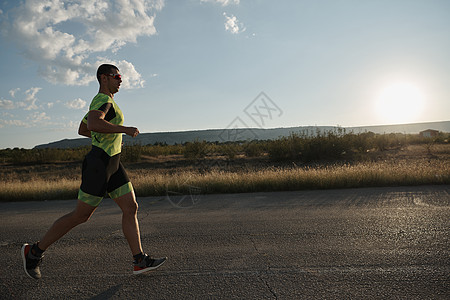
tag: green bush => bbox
[244,141,264,157]
[0,147,89,164]
[267,134,301,161]
[121,144,142,162]
[184,140,210,159]
[141,144,183,157]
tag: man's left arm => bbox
[78,120,91,138]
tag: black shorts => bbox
[78,146,133,206]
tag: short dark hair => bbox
[96,64,119,83]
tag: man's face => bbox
[105,69,122,94]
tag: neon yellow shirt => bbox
[82,93,124,156]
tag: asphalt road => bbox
[1,185,449,299]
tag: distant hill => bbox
[34,120,450,149]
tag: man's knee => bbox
[122,200,138,216]
[73,210,93,224]
[115,192,138,216]
[73,200,96,224]
[79,214,92,224]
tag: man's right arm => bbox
[87,110,139,137]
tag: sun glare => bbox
[374,82,425,124]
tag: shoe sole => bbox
[133,257,167,275]
[21,244,35,280]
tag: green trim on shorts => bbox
[109,182,133,200]
[78,189,103,207]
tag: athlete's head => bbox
[97,64,122,95]
[96,64,120,84]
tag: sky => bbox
[0,0,449,149]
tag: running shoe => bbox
[133,254,167,275]
[21,243,43,279]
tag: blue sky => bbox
[0,0,449,149]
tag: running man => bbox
[21,64,166,279]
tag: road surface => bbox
[1,185,449,299]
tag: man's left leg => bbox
[113,190,167,274]
[113,191,142,256]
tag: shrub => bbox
[141,144,183,157]
[244,141,264,157]
[121,144,142,162]
[184,140,210,159]
[1,147,89,164]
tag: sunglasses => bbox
[106,73,122,80]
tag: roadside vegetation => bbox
[1,131,449,201]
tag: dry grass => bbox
[131,158,449,196]
[1,144,449,202]
[0,179,79,201]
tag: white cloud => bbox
[201,0,240,6]
[66,98,87,110]
[0,87,43,110]
[25,87,41,101]
[3,0,164,87]
[0,99,15,110]
[1,112,15,118]
[9,88,20,98]
[223,13,246,34]
[0,119,28,128]
[64,120,78,129]
[22,87,42,110]
[28,112,51,124]
[116,59,146,89]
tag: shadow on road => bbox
[89,284,122,300]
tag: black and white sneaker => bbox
[133,254,167,275]
[21,243,43,279]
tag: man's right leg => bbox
[22,200,97,279]
[38,200,97,250]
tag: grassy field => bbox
[1,142,449,202]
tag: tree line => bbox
[1,130,448,164]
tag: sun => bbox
[374,82,425,124]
